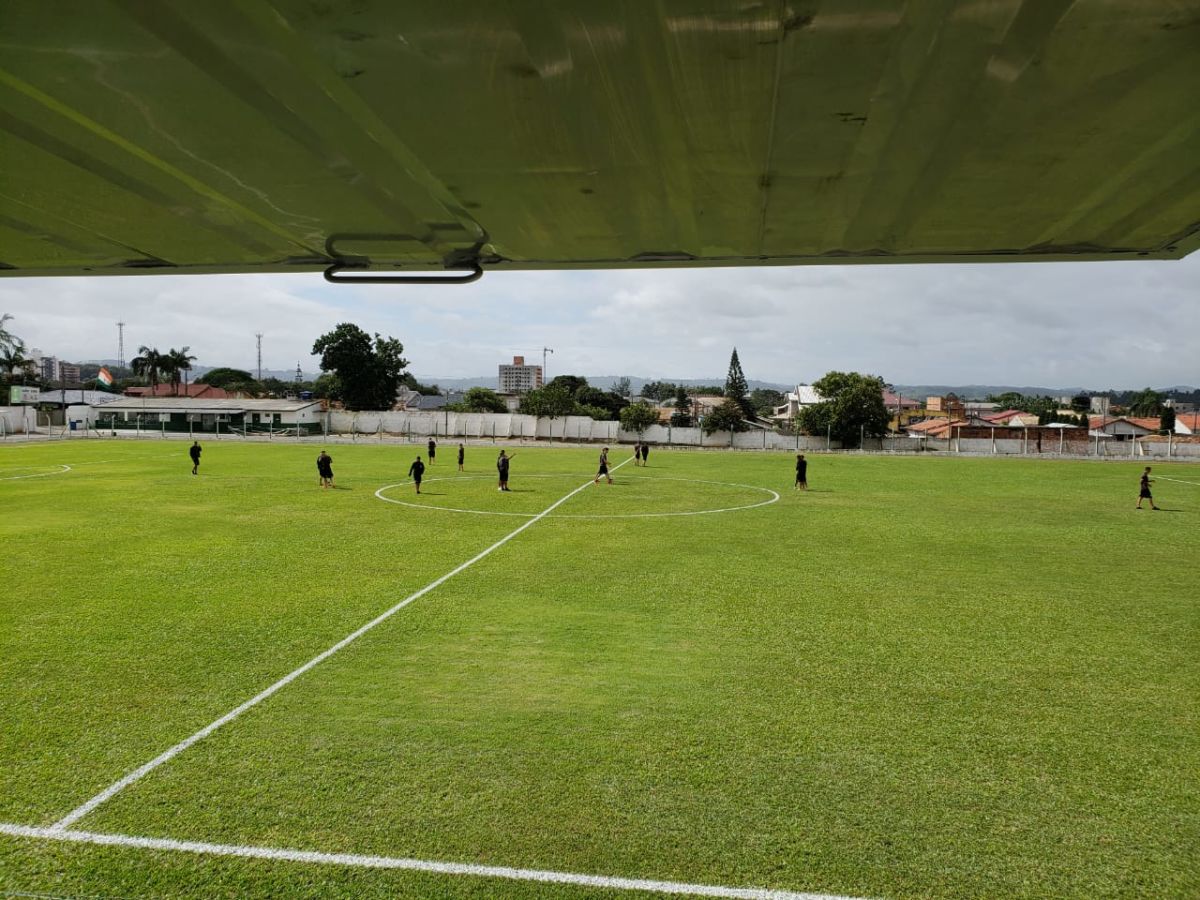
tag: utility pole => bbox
[256,333,263,381]
[116,322,125,373]
[541,346,553,384]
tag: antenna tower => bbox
[116,322,126,372]
[256,333,263,381]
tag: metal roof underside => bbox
[2,0,1198,279]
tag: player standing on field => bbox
[795,454,807,490]
[427,437,436,464]
[457,443,465,472]
[633,443,642,466]
[408,455,426,494]
[497,450,514,491]
[189,441,201,475]
[640,442,650,466]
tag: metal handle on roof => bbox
[322,233,486,285]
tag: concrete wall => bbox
[325,411,839,449]
[0,405,37,435]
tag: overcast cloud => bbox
[1,253,1196,390]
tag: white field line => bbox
[1156,476,1200,486]
[50,458,633,832]
[376,473,780,519]
[0,823,868,900]
[0,464,70,481]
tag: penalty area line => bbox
[49,458,633,832]
[0,823,868,900]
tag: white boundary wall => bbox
[0,405,37,435]
[326,411,838,450]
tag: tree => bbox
[197,367,256,388]
[311,323,408,411]
[702,398,749,435]
[312,372,342,401]
[459,387,507,413]
[400,372,440,395]
[724,348,753,418]
[670,386,693,427]
[1070,393,1091,413]
[1127,387,1165,417]
[130,346,166,393]
[795,371,890,446]
[575,386,628,420]
[619,401,659,435]
[641,380,677,402]
[520,382,576,418]
[1160,407,1176,434]
[0,340,34,383]
[547,374,589,396]
[749,388,784,418]
[0,313,15,353]
[163,346,197,395]
[614,376,632,398]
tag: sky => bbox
[1,253,1197,390]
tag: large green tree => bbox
[641,380,677,402]
[519,382,576,418]
[575,386,628,420]
[547,374,589,396]
[619,401,659,434]
[724,349,754,418]
[311,323,408,411]
[796,371,890,446]
[456,387,508,413]
[195,367,256,388]
[701,398,749,435]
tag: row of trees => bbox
[129,346,197,395]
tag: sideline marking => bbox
[0,823,866,900]
[0,464,70,481]
[49,459,633,831]
[1156,476,1200,486]
[376,473,780,519]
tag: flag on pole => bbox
[97,366,114,386]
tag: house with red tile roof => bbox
[124,383,231,399]
[1173,412,1200,435]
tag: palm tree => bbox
[0,313,14,353]
[164,346,197,396]
[0,339,34,383]
[130,346,165,394]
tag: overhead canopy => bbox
[2,1,1198,279]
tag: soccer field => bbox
[1,440,1197,899]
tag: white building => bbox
[772,384,824,421]
[498,356,543,394]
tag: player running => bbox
[189,441,201,475]
[595,446,613,484]
[1136,466,1158,510]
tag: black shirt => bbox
[409,460,425,479]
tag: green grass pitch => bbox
[1,439,1197,899]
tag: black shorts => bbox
[598,464,608,474]
[1140,487,1152,498]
